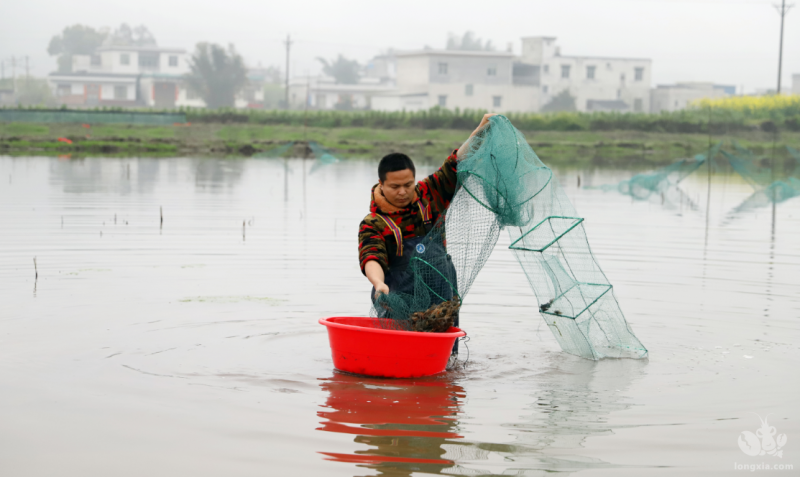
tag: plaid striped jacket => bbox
[358,151,459,274]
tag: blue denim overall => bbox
[370,203,460,354]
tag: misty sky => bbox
[2,0,797,93]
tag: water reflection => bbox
[46,157,248,194]
[317,356,647,475]
[49,157,161,194]
[317,372,463,475]
[194,158,245,190]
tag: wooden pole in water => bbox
[33,257,37,280]
[160,206,163,229]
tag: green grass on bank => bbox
[4,99,800,133]
[1,121,798,165]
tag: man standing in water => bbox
[358,114,496,349]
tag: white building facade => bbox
[288,76,394,110]
[365,37,652,113]
[372,50,539,113]
[519,37,652,113]
[48,46,205,108]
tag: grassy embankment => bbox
[2,95,799,165]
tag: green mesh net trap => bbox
[253,140,340,174]
[372,115,648,360]
[591,143,720,206]
[723,144,800,213]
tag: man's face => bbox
[380,169,415,208]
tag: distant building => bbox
[371,49,538,112]
[793,74,800,94]
[363,53,397,85]
[360,37,651,113]
[650,82,733,113]
[239,67,276,109]
[47,46,205,108]
[288,76,394,110]
[520,37,652,113]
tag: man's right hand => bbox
[374,283,389,299]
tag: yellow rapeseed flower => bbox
[691,94,800,113]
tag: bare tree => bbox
[106,24,158,47]
[446,32,495,51]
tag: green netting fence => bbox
[0,109,186,125]
[723,143,800,214]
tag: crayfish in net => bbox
[410,296,461,332]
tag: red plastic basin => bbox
[319,317,466,378]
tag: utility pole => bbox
[11,56,17,91]
[284,34,292,109]
[775,0,795,94]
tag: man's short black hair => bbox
[378,153,415,182]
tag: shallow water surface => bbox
[1,155,798,476]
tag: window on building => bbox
[634,98,643,112]
[90,55,101,66]
[606,62,612,70]
[465,84,473,96]
[438,95,447,107]
[620,73,626,82]
[487,67,497,76]
[169,56,178,67]
[56,84,71,97]
[186,88,198,100]
[438,62,448,75]
[586,65,596,80]
[120,54,130,66]
[138,53,159,68]
[543,64,549,74]
[634,67,644,81]
[561,64,570,79]
[316,94,326,108]
[114,85,127,100]
[492,96,502,108]
[617,89,622,99]
[542,85,549,94]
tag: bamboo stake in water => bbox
[160,206,163,229]
[33,257,37,280]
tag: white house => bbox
[519,37,652,113]
[48,46,205,108]
[363,37,652,113]
[371,49,539,112]
[650,82,734,113]
[288,76,394,110]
